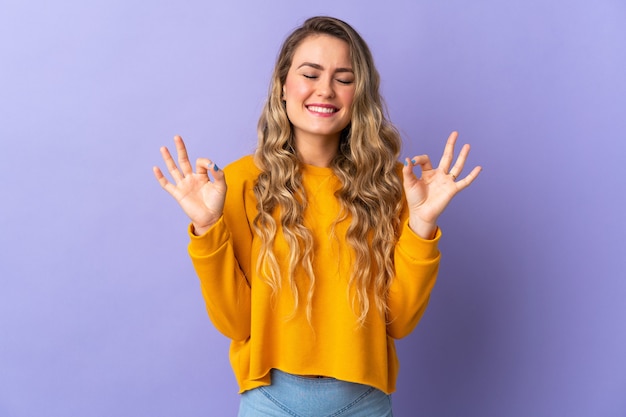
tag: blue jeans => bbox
[237,369,393,417]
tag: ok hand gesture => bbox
[402,131,482,239]
[153,135,226,236]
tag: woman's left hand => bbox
[402,131,482,239]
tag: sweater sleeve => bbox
[188,218,251,341]
[386,221,441,339]
[187,157,258,342]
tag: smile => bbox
[306,105,338,114]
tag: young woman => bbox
[154,16,480,417]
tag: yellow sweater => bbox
[188,155,441,394]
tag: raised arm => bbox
[387,132,481,338]
[154,136,251,341]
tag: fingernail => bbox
[411,159,416,164]
[213,163,219,171]
[404,160,408,166]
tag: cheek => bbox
[341,90,355,115]
[283,76,306,100]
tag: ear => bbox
[282,85,286,100]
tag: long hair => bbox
[253,16,403,326]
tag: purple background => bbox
[1,0,625,416]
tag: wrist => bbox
[191,223,212,236]
[408,219,438,240]
[191,212,223,236]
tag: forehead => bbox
[291,34,352,68]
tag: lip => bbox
[306,103,339,117]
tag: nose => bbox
[316,76,335,98]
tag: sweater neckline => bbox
[301,163,334,177]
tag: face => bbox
[282,35,356,151]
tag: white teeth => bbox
[308,106,336,114]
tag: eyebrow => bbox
[297,62,354,73]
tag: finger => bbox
[195,157,220,177]
[437,131,459,172]
[209,161,226,191]
[402,158,415,183]
[455,165,482,190]
[152,165,167,184]
[152,166,178,196]
[195,157,211,177]
[405,155,433,176]
[196,158,226,188]
[174,135,194,177]
[448,143,471,179]
[160,145,184,183]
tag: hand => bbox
[402,131,482,239]
[153,135,226,235]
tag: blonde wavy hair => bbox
[253,16,403,326]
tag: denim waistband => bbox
[238,369,393,417]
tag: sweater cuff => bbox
[187,216,230,257]
[397,220,442,261]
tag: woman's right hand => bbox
[153,135,226,236]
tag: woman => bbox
[153,16,480,417]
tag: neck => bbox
[294,133,340,167]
